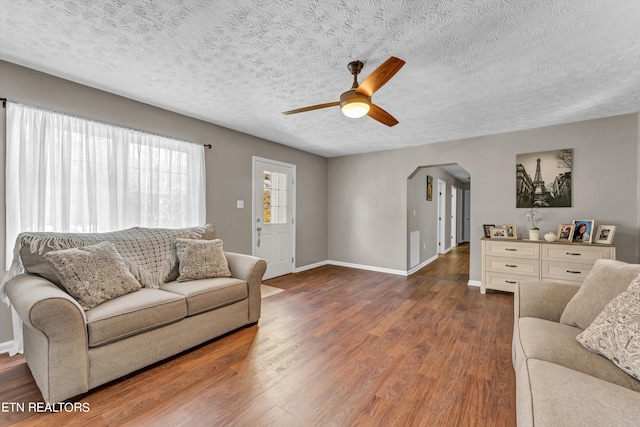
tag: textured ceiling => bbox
[2,0,640,158]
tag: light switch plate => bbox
[237,200,244,209]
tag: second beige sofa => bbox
[513,259,640,426]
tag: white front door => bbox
[253,158,295,280]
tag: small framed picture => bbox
[594,225,616,244]
[557,224,575,242]
[502,224,517,239]
[483,224,495,238]
[490,227,508,239]
[426,175,433,201]
[572,220,595,243]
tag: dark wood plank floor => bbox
[0,243,516,426]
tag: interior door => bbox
[451,185,457,249]
[253,158,295,280]
[464,190,471,242]
[438,179,447,254]
[457,187,464,243]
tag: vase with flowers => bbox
[526,207,542,240]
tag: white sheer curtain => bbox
[5,102,206,268]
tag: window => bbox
[262,170,287,224]
[5,102,206,267]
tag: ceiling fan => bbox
[282,56,406,127]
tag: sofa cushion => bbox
[560,259,640,329]
[525,359,640,427]
[161,277,247,316]
[85,288,187,347]
[43,241,141,310]
[516,317,640,392]
[577,274,640,381]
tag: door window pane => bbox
[263,170,287,224]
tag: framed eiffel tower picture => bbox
[516,149,572,208]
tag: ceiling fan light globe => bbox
[340,90,371,119]
[341,102,370,118]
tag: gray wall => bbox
[329,113,640,280]
[2,58,640,346]
[0,60,329,343]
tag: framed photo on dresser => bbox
[502,224,517,239]
[594,225,616,244]
[572,220,594,243]
[557,224,575,242]
[483,224,495,238]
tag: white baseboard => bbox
[0,340,15,355]
[326,260,408,276]
[296,259,408,276]
[296,257,474,280]
[407,254,438,275]
[294,260,329,273]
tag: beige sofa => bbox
[3,226,266,403]
[513,259,640,426]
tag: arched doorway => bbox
[406,163,471,272]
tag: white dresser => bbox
[480,238,616,294]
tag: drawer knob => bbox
[506,280,517,284]
[566,252,582,256]
[566,270,582,274]
[505,264,518,268]
[505,248,517,252]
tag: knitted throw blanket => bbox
[1,225,207,304]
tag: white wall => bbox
[328,114,640,281]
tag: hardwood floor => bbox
[0,243,516,426]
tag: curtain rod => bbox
[0,97,212,149]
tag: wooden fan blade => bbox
[282,102,340,115]
[356,56,405,97]
[368,103,399,127]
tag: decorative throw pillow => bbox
[560,259,640,330]
[164,223,218,282]
[43,241,141,310]
[576,274,640,381]
[175,238,231,281]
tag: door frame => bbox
[251,156,296,274]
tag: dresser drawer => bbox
[542,261,593,283]
[484,241,540,259]
[485,256,539,277]
[541,244,613,264]
[484,272,523,293]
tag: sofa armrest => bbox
[6,274,87,328]
[5,274,89,402]
[515,280,580,322]
[224,252,267,323]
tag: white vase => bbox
[529,229,540,240]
